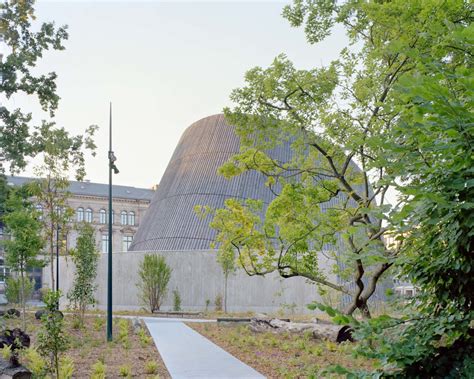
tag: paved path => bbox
[144,318,265,379]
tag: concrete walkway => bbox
[144,318,265,379]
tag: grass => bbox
[4,313,170,378]
[187,322,374,378]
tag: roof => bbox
[6,176,155,201]
[130,113,297,251]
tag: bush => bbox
[117,318,130,349]
[173,289,181,312]
[119,364,132,378]
[59,356,75,379]
[5,276,34,305]
[144,360,158,375]
[137,328,152,347]
[91,360,106,379]
[137,254,171,313]
[214,294,223,312]
[20,348,47,378]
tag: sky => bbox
[7,0,348,189]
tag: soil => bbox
[4,313,170,378]
[187,322,374,378]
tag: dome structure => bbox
[130,114,292,251]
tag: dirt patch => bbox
[187,322,373,378]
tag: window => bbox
[99,209,107,224]
[0,258,9,284]
[101,234,109,253]
[122,235,133,251]
[111,210,115,224]
[77,207,84,222]
[120,211,128,225]
[85,208,93,223]
[128,211,135,226]
[36,204,43,220]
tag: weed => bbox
[118,318,130,349]
[137,328,152,347]
[59,356,75,379]
[93,317,105,331]
[71,316,83,330]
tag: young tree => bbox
[29,122,97,291]
[37,290,69,379]
[208,0,471,318]
[0,0,68,174]
[137,254,172,313]
[2,191,44,329]
[217,247,236,313]
[67,223,99,325]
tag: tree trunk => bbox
[224,274,228,313]
[20,270,26,331]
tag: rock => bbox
[34,310,63,320]
[5,309,20,318]
[132,317,142,334]
[249,317,353,343]
[0,357,31,378]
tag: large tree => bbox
[0,0,68,174]
[207,0,471,317]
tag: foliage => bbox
[0,0,67,173]
[37,290,69,379]
[137,328,152,347]
[58,356,75,379]
[144,360,159,375]
[117,318,130,349]
[214,294,223,312]
[2,191,44,328]
[20,347,48,378]
[67,222,99,324]
[343,20,474,378]
[91,360,106,379]
[137,254,172,313]
[204,0,472,320]
[119,364,132,378]
[172,288,182,311]
[5,276,34,306]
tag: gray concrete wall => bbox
[50,250,332,314]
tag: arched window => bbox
[85,208,93,223]
[120,211,128,225]
[99,209,107,224]
[77,207,84,222]
[128,211,135,226]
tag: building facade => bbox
[2,176,155,290]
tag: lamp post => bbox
[107,103,119,342]
[56,224,61,292]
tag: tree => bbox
[338,24,474,378]
[207,0,471,318]
[137,254,172,313]
[28,122,97,291]
[2,190,44,329]
[0,0,68,174]
[217,246,236,313]
[67,222,99,325]
[37,290,69,379]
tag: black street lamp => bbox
[56,224,61,292]
[107,103,119,342]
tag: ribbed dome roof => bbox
[130,114,293,251]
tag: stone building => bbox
[2,176,155,290]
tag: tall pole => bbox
[56,225,60,292]
[107,102,113,341]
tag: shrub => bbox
[93,317,105,331]
[137,328,152,347]
[119,364,132,378]
[172,289,181,312]
[214,294,223,312]
[91,360,106,379]
[137,254,172,313]
[21,347,48,377]
[205,299,210,311]
[144,360,158,375]
[5,276,34,306]
[117,318,130,349]
[59,356,75,379]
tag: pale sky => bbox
[9,1,347,189]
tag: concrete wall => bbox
[51,250,331,314]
